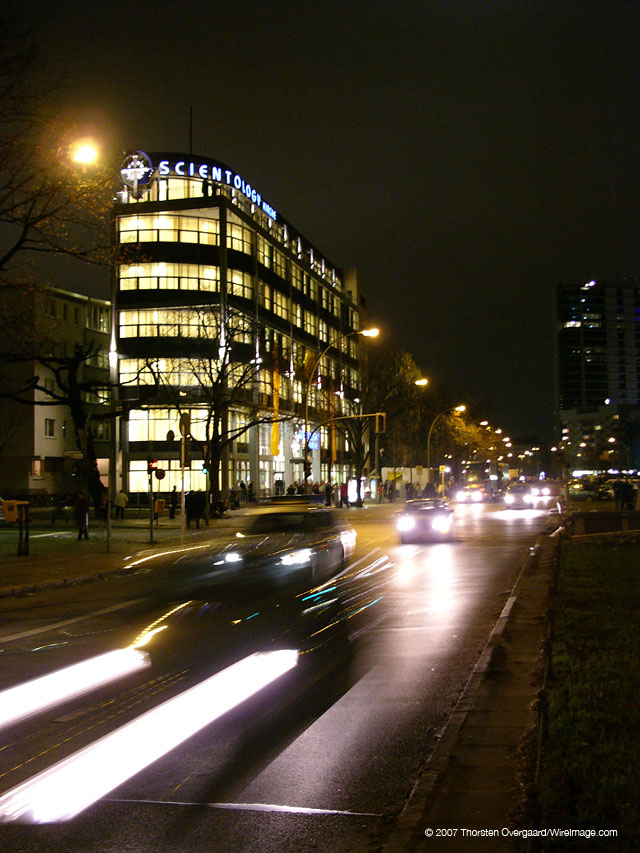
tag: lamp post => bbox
[426,405,465,484]
[303,327,379,488]
[608,436,630,470]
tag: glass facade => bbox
[113,151,366,497]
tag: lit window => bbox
[44,419,55,437]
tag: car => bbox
[455,483,489,503]
[503,482,553,508]
[395,498,454,542]
[149,503,356,598]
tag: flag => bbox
[271,346,280,456]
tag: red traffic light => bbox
[147,458,158,472]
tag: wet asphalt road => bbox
[0,502,550,851]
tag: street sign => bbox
[155,469,166,480]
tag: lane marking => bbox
[106,798,383,817]
[0,600,146,644]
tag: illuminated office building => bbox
[112,151,368,496]
[555,278,640,470]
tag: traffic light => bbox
[375,412,386,434]
[303,459,312,479]
[202,461,208,475]
[147,458,158,474]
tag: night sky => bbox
[25,0,640,442]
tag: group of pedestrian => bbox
[613,478,637,510]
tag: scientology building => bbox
[112,151,369,498]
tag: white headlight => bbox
[432,515,452,534]
[224,552,243,563]
[456,491,467,502]
[280,548,312,566]
[505,493,515,504]
[471,491,483,502]
[397,516,416,532]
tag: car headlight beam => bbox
[280,548,312,566]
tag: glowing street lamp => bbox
[68,137,100,166]
[304,327,379,486]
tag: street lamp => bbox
[69,138,100,165]
[608,436,630,469]
[303,327,379,487]
[426,405,465,484]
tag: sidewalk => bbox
[0,512,244,598]
[384,528,558,850]
[0,502,375,598]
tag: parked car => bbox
[395,498,454,543]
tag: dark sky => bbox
[25,0,640,441]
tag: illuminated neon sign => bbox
[157,158,277,220]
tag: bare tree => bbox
[0,6,114,301]
[125,307,291,511]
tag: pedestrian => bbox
[169,486,178,519]
[239,481,247,504]
[623,480,635,511]
[325,482,333,506]
[614,479,624,510]
[340,483,350,508]
[114,489,128,520]
[192,490,206,528]
[75,492,89,540]
[287,483,296,495]
[247,482,255,502]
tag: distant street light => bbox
[69,138,100,165]
[414,378,429,386]
[608,436,630,469]
[304,327,379,487]
[426,405,466,483]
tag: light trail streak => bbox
[0,648,150,732]
[0,650,298,824]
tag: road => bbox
[0,501,551,851]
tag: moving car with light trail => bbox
[149,502,356,598]
[395,498,454,543]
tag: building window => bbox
[259,282,271,310]
[228,270,253,300]
[44,418,55,437]
[272,290,289,321]
[305,310,318,336]
[31,459,43,478]
[119,262,220,292]
[87,304,110,332]
[227,223,252,254]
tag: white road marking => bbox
[106,798,383,817]
[0,599,145,644]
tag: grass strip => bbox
[539,539,640,844]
